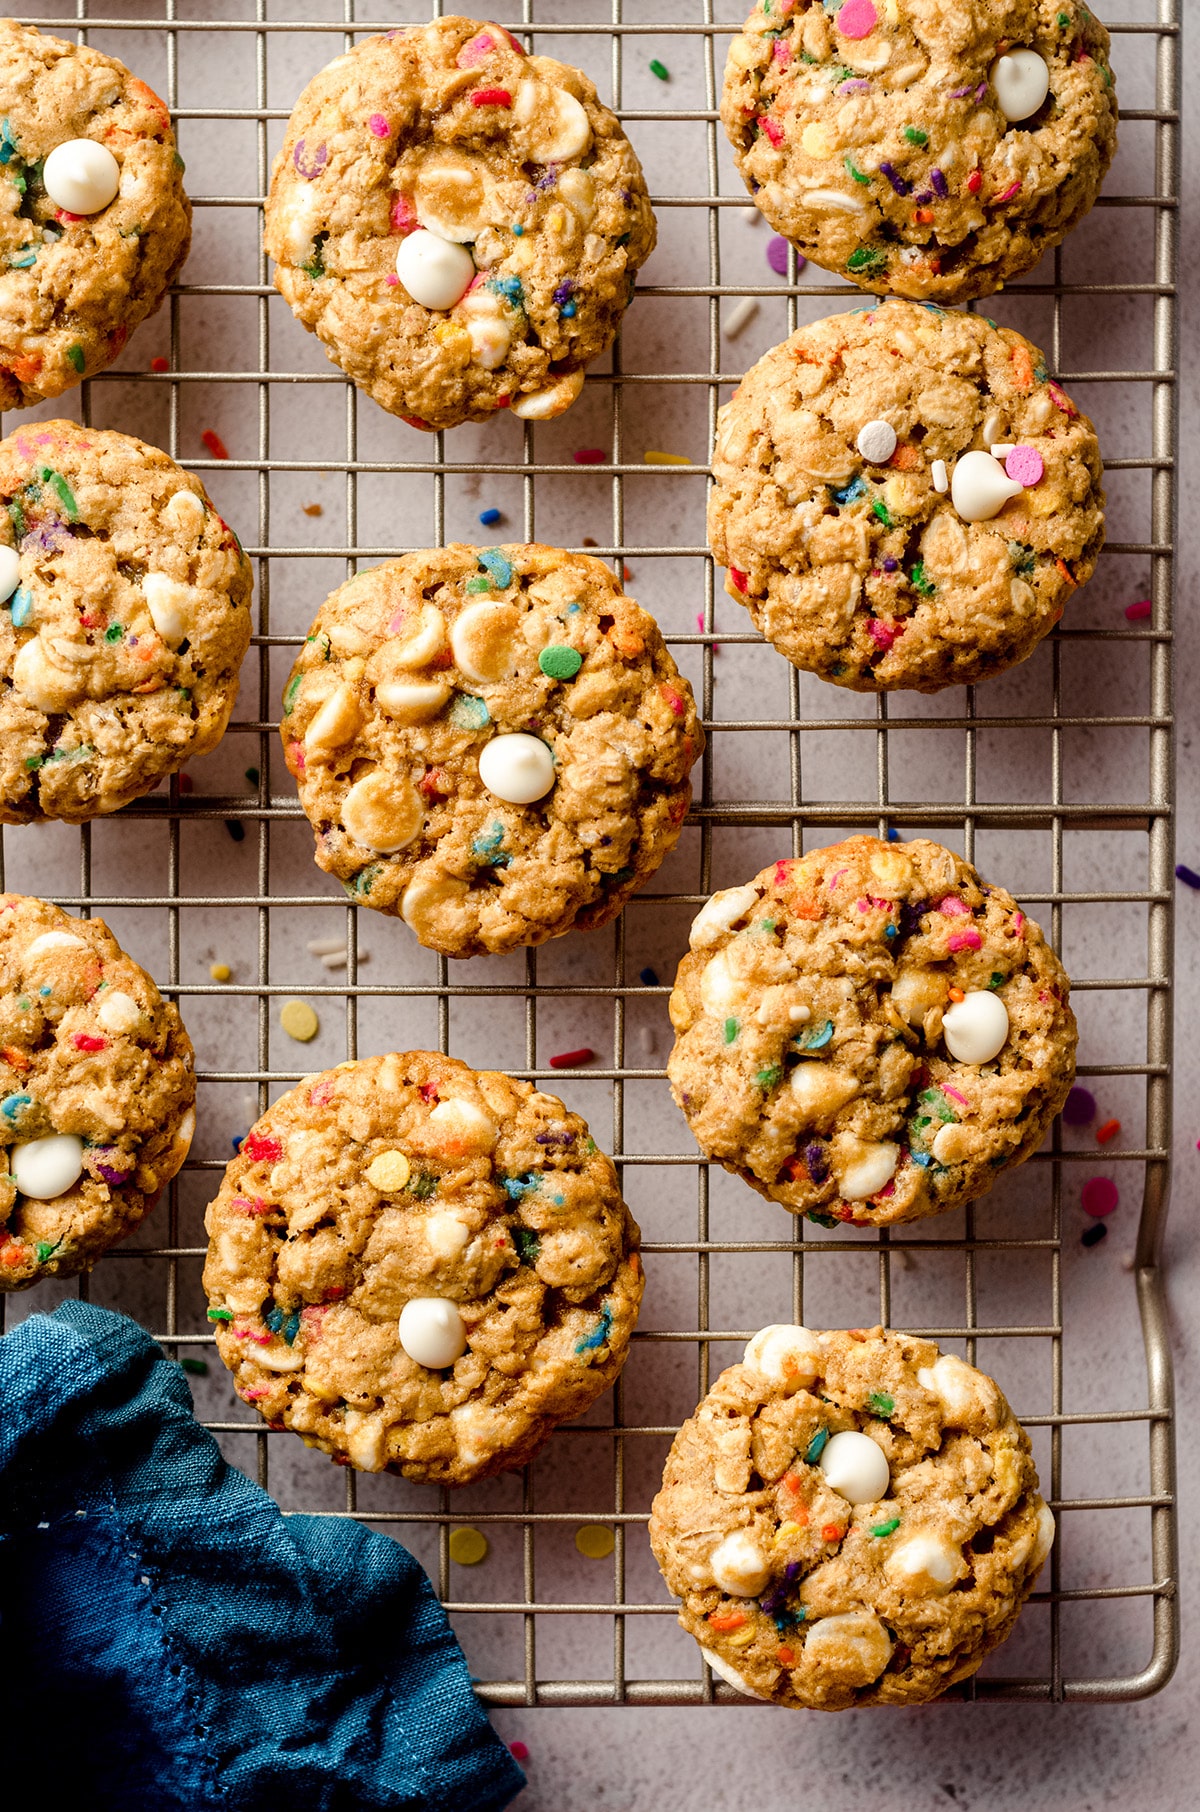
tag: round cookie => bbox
[0,20,191,409]
[721,1,1116,304]
[667,836,1076,1226]
[203,1052,643,1485]
[708,301,1104,693]
[0,419,253,822]
[265,16,656,430]
[0,894,195,1288]
[649,1324,1054,1709]
[281,543,702,958]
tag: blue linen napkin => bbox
[0,1300,525,1812]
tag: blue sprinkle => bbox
[488,274,524,306]
[1175,864,1200,890]
[910,1148,933,1167]
[885,925,897,938]
[283,1310,301,1344]
[804,1426,829,1464]
[830,475,867,507]
[472,821,506,859]
[8,249,36,270]
[566,602,580,614]
[502,1173,540,1200]
[639,966,659,986]
[232,1133,246,1153]
[479,508,502,527]
[448,693,491,730]
[38,984,52,997]
[575,1302,613,1355]
[9,587,32,627]
[264,1306,284,1333]
[560,301,576,318]
[800,1019,834,1051]
[0,1092,31,1121]
[882,556,899,572]
[886,827,901,841]
[478,547,513,588]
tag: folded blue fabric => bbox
[0,1301,524,1812]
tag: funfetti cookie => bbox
[265,16,656,430]
[0,894,196,1288]
[667,837,1076,1226]
[650,1325,1055,1708]
[708,301,1104,692]
[203,1052,643,1485]
[281,544,702,958]
[0,421,253,822]
[0,20,191,407]
[722,0,1117,304]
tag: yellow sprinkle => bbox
[546,207,567,235]
[449,1526,489,1566]
[643,450,691,466]
[727,1625,757,1647]
[801,122,831,158]
[575,1523,615,1559]
[774,1520,803,1544]
[279,999,319,1042]
[209,962,231,983]
[366,1149,411,1192]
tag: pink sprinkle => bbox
[231,1195,271,1217]
[471,87,512,107]
[574,448,605,464]
[774,860,794,887]
[994,179,1023,203]
[368,113,390,138]
[288,739,306,773]
[772,39,792,65]
[947,928,982,951]
[549,1048,595,1069]
[660,684,686,716]
[827,868,848,890]
[456,30,496,68]
[1047,380,1077,418]
[1012,911,1026,934]
[866,617,903,650]
[943,1085,969,1107]
[509,1741,530,1763]
[498,27,527,56]
[875,1180,896,1198]
[757,115,784,148]
[1125,599,1152,620]
[1081,1176,1119,1218]
[235,1326,273,1346]
[72,1033,107,1052]
[938,895,969,917]
[856,898,871,912]
[390,194,417,235]
[242,1131,282,1163]
[309,1078,335,1106]
[1005,445,1044,487]
[241,1388,269,1401]
[420,1081,440,1102]
[836,0,878,39]
[385,274,400,286]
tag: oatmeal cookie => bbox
[0,419,253,822]
[0,893,195,1288]
[722,0,1116,303]
[203,1052,643,1486]
[708,301,1104,693]
[667,837,1076,1226]
[265,16,656,430]
[650,1324,1054,1708]
[281,543,702,958]
[0,20,191,408]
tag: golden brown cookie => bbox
[265,16,656,430]
[722,0,1116,303]
[0,20,191,407]
[203,1052,643,1485]
[281,544,702,958]
[0,420,253,822]
[650,1324,1054,1708]
[708,302,1104,692]
[0,894,195,1288]
[667,837,1076,1226]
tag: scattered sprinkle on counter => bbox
[574,447,605,464]
[244,767,259,786]
[180,1357,208,1376]
[449,1526,489,1566]
[307,937,345,956]
[549,1047,595,1069]
[1063,1086,1096,1125]
[1081,1177,1119,1218]
[649,58,669,81]
[640,1025,657,1054]
[575,1523,616,1559]
[1096,1118,1120,1145]
[280,999,319,1042]
[302,502,323,517]
[1175,864,1200,889]
[1125,598,1152,620]
[1082,1222,1107,1248]
[150,356,169,373]
[178,773,193,793]
[644,450,690,466]
[740,205,761,224]
[723,297,759,339]
[479,507,502,526]
[767,236,804,276]
[225,819,245,843]
[886,827,901,841]
[509,1742,530,1764]
[209,962,231,983]
[639,966,660,986]
[201,429,229,460]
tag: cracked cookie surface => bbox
[203,1051,643,1485]
[650,1324,1053,1708]
[265,16,655,430]
[708,301,1104,693]
[0,892,195,1288]
[722,0,1115,303]
[667,837,1076,1227]
[0,19,191,408]
[281,543,701,958]
[0,419,253,821]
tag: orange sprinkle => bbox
[782,1472,804,1496]
[821,1523,846,1543]
[708,1609,748,1632]
[1,1046,30,1071]
[0,1244,26,1266]
[888,441,921,471]
[1054,556,1076,588]
[948,986,965,1002]
[776,1645,796,1666]
[1010,343,1035,391]
[1096,1118,1121,1144]
[914,207,934,225]
[846,1328,869,1341]
[201,429,229,460]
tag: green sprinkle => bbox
[104,622,124,643]
[868,1391,895,1418]
[538,644,583,681]
[586,1137,597,1153]
[180,1357,209,1376]
[513,1225,541,1265]
[649,58,669,81]
[39,467,77,519]
[723,1017,739,1044]
[301,230,328,280]
[465,576,492,593]
[8,498,25,539]
[909,562,935,597]
[206,1307,233,1323]
[903,127,928,146]
[35,1239,63,1263]
[844,155,870,185]
[807,1210,839,1229]
[407,1171,438,1200]
[66,343,85,374]
[346,862,383,898]
[871,498,892,528]
[988,971,1005,989]
[283,674,303,714]
[1057,10,1071,24]
[870,1516,901,1538]
[23,755,41,771]
[1008,541,1037,576]
[756,1064,783,1092]
[847,246,887,275]
[804,1427,829,1464]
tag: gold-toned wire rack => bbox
[0,0,1180,1704]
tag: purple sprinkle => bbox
[293,138,328,180]
[836,78,871,93]
[930,168,949,198]
[535,1128,576,1148]
[879,162,911,197]
[882,556,899,572]
[536,168,559,192]
[948,85,974,99]
[1063,1086,1096,1126]
[552,278,575,306]
[915,191,933,205]
[95,1162,131,1185]
[767,236,791,276]
[621,189,632,204]
[804,1141,830,1186]
[975,81,988,101]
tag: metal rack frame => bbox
[0,2,1180,1705]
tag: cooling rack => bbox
[0,0,1180,1707]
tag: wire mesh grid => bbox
[0,0,1180,1705]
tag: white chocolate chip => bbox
[981,408,1006,446]
[428,1096,499,1153]
[742,1324,823,1391]
[424,1211,472,1258]
[374,679,452,723]
[951,449,1023,523]
[96,990,148,1036]
[12,1133,85,1200]
[342,1407,387,1472]
[43,138,120,214]
[450,600,522,684]
[709,1530,771,1597]
[304,682,363,753]
[801,1612,893,1685]
[557,166,597,225]
[465,314,512,369]
[943,991,1009,1065]
[163,489,207,536]
[26,930,88,956]
[931,1122,972,1165]
[254,1344,306,1373]
[698,948,749,1020]
[790,1065,858,1120]
[0,546,18,602]
[917,1353,980,1426]
[400,867,470,940]
[991,48,1051,122]
[478,733,555,804]
[12,638,83,712]
[818,1430,890,1504]
[340,769,423,853]
[414,156,489,242]
[509,368,585,420]
[836,1138,899,1201]
[689,884,760,949]
[1031,1499,1056,1568]
[398,1296,468,1369]
[512,80,592,162]
[395,229,475,309]
[889,968,947,1026]
[142,572,203,649]
[699,1648,772,1702]
[389,603,447,669]
[884,1531,963,1595]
